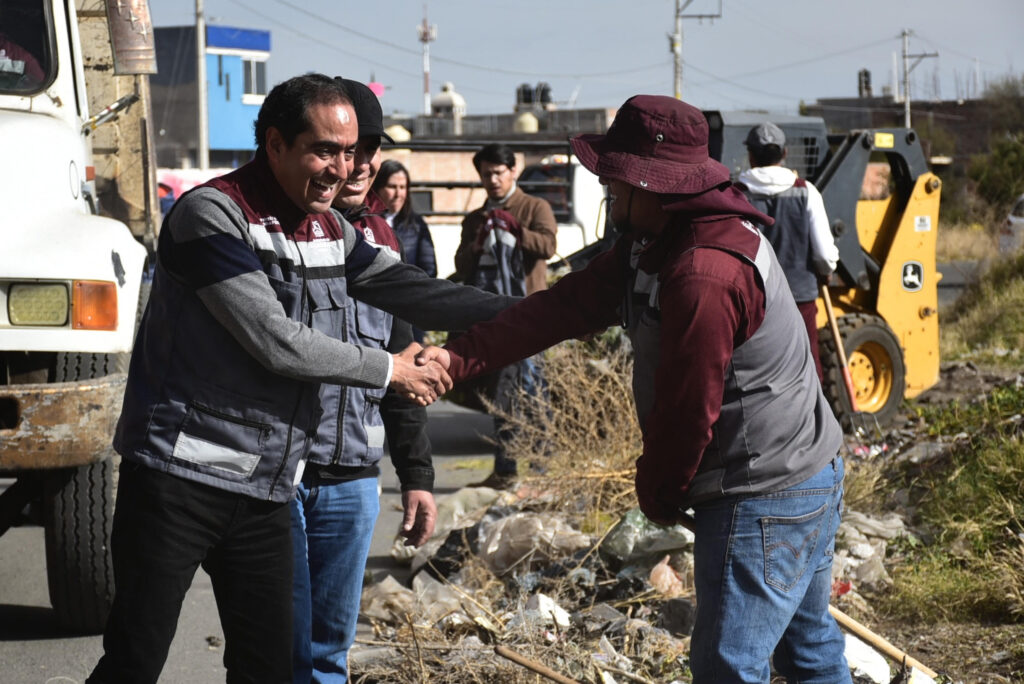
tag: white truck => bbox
[0,0,155,633]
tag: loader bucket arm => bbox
[815,129,932,300]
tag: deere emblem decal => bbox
[901,261,924,292]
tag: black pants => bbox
[87,462,293,684]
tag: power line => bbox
[721,36,894,81]
[221,0,421,78]
[266,0,668,80]
[914,32,1003,69]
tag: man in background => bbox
[453,144,557,488]
[736,122,838,381]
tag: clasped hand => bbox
[389,343,452,406]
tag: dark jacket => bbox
[387,202,437,278]
[114,157,513,503]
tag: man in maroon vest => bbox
[420,96,849,683]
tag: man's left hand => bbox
[400,490,437,547]
[635,465,683,527]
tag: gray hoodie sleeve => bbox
[164,188,391,389]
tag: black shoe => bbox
[469,471,517,490]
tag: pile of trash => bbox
[350,482,940,684]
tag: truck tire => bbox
[44,350,127,633]
[41,279,150,633]
[820,313,906,429]
[43,456,116,634]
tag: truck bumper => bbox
[0,374,125,470]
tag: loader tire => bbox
[820,314,905,430]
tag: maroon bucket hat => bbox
[570,95,730,194]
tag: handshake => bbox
[389,342,455,406]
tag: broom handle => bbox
[820,284,859,412]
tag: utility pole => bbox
[417,6,437,116]
[900,29,938,128]
[668,0,721,100]
[195,0,209,169]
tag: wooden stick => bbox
[820,284,860,412]
[494,645,581,684]
[828,605,938,679]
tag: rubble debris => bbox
[648,554,686,597]
[356,487,952,682]
[655,597,696,637]
[844,633,891,683]
[479,512,592,575]
[600,507,694,569]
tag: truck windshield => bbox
[519,164,571,222]
[0,0,51,94]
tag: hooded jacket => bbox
[442,185,842,518]
[737,166,837,302]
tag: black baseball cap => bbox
[335,77,394,144]
[744,122,786,150]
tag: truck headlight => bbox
[8,283,69,326]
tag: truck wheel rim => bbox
[848,342,893,412]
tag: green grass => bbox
[881,384,1024,621]
[942,250,1024,366]
[874,250,1024,622]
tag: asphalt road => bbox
[0,401,494,684]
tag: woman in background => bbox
[372,159,438,342]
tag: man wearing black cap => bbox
[421,95,850,682]
[737,122,837,382]
[290,78,437,683]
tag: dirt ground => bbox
[878,620,1024,683]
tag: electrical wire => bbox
[265,0,669,80]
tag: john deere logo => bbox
[901,261,923,292]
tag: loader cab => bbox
[703,110,831,183]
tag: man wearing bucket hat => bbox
[420,95,850,683]
[737,121,838,382]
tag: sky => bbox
[150,0,1024,118]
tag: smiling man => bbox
[86,74,515,684]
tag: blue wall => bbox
[207,53,261,151]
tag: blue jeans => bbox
[291,474,380,683]
[690,457,850,684]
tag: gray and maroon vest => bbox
[626,218,842,505]
[308,207,401,469]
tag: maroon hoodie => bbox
[443,184,774,518]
